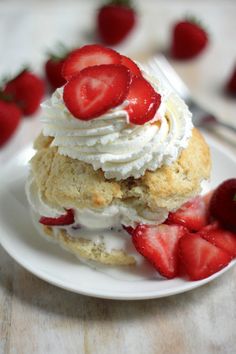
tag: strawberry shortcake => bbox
[26,45,236,281]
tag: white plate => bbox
[0,134,236,300]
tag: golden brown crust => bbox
[43,226,136,266]
[139,129,211,210]
[31,128,211,212]
[31,148,122,209]
[33,132,53,150]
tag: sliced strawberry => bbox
[126,76,161,125]
[62,44,121,80]
[121,55,142,77]
[200,222,236,257]
[63,64,131,120]
[132,224,187,278]
[179,233,232,281]
[39,209,74,226]
[167,195,210,232]
[122,225,134,235]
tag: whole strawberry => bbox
[0,99,21,147]
[45,57,67,90]
[97,0,137,45]
[210,179,236,231]
[3,69,44,115]
[225,65,236,95]
[45,45,71,89]
[171,18,208,59]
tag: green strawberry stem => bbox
[47,42,71,62]
[184,14,207,32]
[14,67,30,78]
[233,194,236,202]
[0,66,30,90]
[0,91,13,102]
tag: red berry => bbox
[179,233,232,281]
[200,222,236,257]
[45,58,67,89]
[226,65,236,95]
[167,195,210,232]
[97,4,136,45]
[63,64,131,120]
[0,100,21,147]
[3,70,44,115]
[132,224,187,279]
[121,55,142,77]
[62,44,121,81]
[210,179,236,231]
[171,20,208,60]
[122,225,134,235]
[39,209,74,226]
[126,76,161,125]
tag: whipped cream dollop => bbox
[40,65,193,180]
[26,174,169,227]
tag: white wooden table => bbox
[0,1,236,353]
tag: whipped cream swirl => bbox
[41,67,193,180]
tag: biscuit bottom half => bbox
[42,225,137,266]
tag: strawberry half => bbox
[126,76,161,125]
[0,99,21,147]
[200,222,236,257]
[62,44,121,81]
[63,64,131,120]
[132,224,187,278]
[167,195,210,232]
[97,2,136,45]
[179,233,232,281]
[121,55,142,77]
[171,19,208,60]
[39,209,74,226]
[3,70,44,115]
